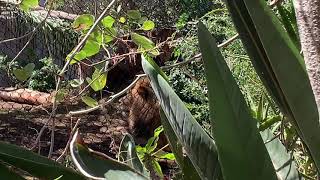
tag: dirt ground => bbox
[0,100,130,159]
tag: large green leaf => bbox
[0,141,85,180]
[142,56,221,179]
[261,130,301,179]
[70,130,148,180]
[225,0,320,171]
[198,22,277,180]
[159,110,201,180]
[0,162,25,180]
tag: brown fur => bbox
[128,77,160,140]
[127,77,168,149]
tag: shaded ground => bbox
[0,100,130,159]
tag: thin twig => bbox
[46,0,117,158]
[68,74,146,116]
[56,118,81,161]
[8,5,54,67]
[48,116,55,158]
[0,29,34,44]
[162,34,239,70]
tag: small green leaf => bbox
[81,96,98,107]
[142,20,155,31]
[86,69,107,91]
[89,30,103,45]
[24,63,35,72]
[70,40,100,64]
[81,40,101,57]
[55,89,67,102]
[138,16,148,24]
[127,10,141,20]
[153,126,163,138]
[151,159,163,178]
[104,35,114,43]
[156,153,175,160]
[131,33,154,49]
[72,14,95,30]
[13,63,35,82]
[119,17,126,23]
[101,16,115,28]
[19,0,38,12]
[105,27,117,37]
[131,33,159,56]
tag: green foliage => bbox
[69,131,148,179]
[13,63,35,82]
[20,0,38,12]
[86,68,107,92]
[81,96,98,107]
[28,58,59,92]
[67,9,157,65]
[136,126,175,178]
[142,20,155,31]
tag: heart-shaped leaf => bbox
[13,63,35,82]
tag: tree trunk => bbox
[293,0,320,109]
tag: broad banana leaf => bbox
[225,0,320,171]
[0,141,85,180]
[198,22,277,180]
[142,56,221,179]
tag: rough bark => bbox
[293,0,320,108]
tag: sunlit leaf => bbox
[70,40,100,64]
[86,69,107,91]
[119,17,126,23]
[19,0,38,12]
[142,20,155,31]
[131,33,154,49]
[156,153,175,161]
[72,14,95,31]
[131,33,159,56]
[101,16,115,28]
